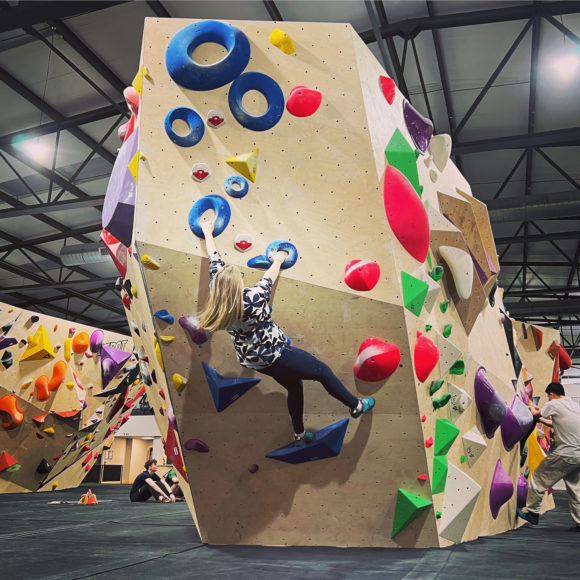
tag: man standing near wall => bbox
[517,382,580,531]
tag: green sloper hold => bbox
[433,393,451,410]
[392,489,433,538]
[432,455,448,494]
[443,324,453,338]
[434,418,460,456]
[430,266,444,281]
[440,300,450,313]
[401,271,429,316]
[385,129,423,197]
[449,360,465,375]
[429,379,444,396]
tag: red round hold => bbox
[344,260,380,291]
[354,338,401,382]
[414,331,439,383]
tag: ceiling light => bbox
[552,52,580,81]
[12,137,52,165]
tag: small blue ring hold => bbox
[188,195,231,238]
[165,107,204,147]
[166,21,251,91]
[266,240,298,269]
[228,72,285,132]
[224,175,249,199]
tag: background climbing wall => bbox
[0,302,141,493]
[115,18,563,547]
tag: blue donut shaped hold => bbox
[166,21,251,91]
[224,175,249,199]
[266,240,298,269]
[165,107,204,147]
[228,72,285,131]
[188,195,231,238]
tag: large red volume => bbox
[383,165,429,262]
[558,345,572,371]
[413,331,439,383]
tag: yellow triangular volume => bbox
[226,148,259,183]
[128,151,140,183]
[20,325,55,361]
[132,66,144,96]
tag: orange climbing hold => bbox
[35,375,50,401]
[414,331,439,383]
[0,451,19,471]
[32,413,48,426]
[48,360,67,391]
[0,394,24,430]
[72,332,90,354]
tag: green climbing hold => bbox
[430,266,444,281]
[425,324,432,331]
[391,488,433,538]
[401,271,429,317]
[384,129,422,197]
[427,251,432,268]
[439,300,450,313]
[460,455,467,464]
[442,324,453,338]
[432,393,451,410]
[436,510,442,519]
[449,360,465,375]
[432,455,448,494]
[434,418,460,456]
[429,379,444,396]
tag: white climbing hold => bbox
[462,426,487,467]
[439,246,473,300]
[428,134,452,172]
[448,382,472,422]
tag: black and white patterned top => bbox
[209,251,289,370]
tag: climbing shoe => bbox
[294,431,314,447]
[351,397,375,419]
[517,508,539,525]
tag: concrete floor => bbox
[1,484,579,579]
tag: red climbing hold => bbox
[32,414,48,426]
[0,451,18,471]
[383,165,429,263]
[122,293,131,310]
[421,415,427,422]
[344,260,381,291]
[101,229,128,279]
[425,437,434,448]
[559,345,572,371]
[353,338,401,382]
[417,473,428,482]
[286,85,322,117]
[414,331,439,383]
[379,76,396,104]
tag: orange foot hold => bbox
[0,394,24,430]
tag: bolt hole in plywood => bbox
[191,41,227,65]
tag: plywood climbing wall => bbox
[107,18,563,547]
[0,302,141,493]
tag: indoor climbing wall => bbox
[105,18,563,547]
[0,302,142,493]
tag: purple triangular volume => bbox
[501,395,534,451]
[474,366,507,438]
[469,248,488,284]
[101,345,132,389]
[403,100,433,153]
[485,250,498,275]
[517,474,528,508]
[489,459,514,519]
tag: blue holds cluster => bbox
[247,240,299,270]
[202,362,261,412]
[188,195,231,238]
[164,106,205,147]
[266,419,350,464]
[224,175,249,199]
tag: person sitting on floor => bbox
[130,459,176,503]
[163,468,184,499]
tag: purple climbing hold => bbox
[489,458,514,519]
[89,329,104,354]
[474,366,507,439]
[403,101,433,153]
[179,315,209,345]
[0,337,17,350]
[517,474,528,509]
[501,395,534,452]
[101,345,132,389]
[248,464,259,474]
[184,438,210,453]
[167,406,178,431]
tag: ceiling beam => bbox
[0,224,102,253]
[0,277,118,294]
[501,261,574,267]
[0,196,104,219]
[146,1,171,18]
[262,0,283,22]
[505,299,580,317]
[495,230,580,245]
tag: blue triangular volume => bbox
[202,362,261,412]
[265,418,349,465]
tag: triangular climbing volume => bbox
[401,272,429,316]
[462,426,487,467]
[391,489,432,538]
[435,332,463,378]
[202,362,261,412]
[432,455,448,494]
[225,148,259,182]
[434,418,460,456]
[384,129,422,196]
[20,325,55,361]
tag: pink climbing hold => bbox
[353,338,401,382]
[383,165,430,263]
[379,76,396,104]
[417,473,428,482]
[184,438,210,453]
[414,331,439,383]
[425,437,434,448]
[179,315,209,345]
[421,414,427,422]
[248,464,259,474]
[344,260,380,291]
[286,85,322,117]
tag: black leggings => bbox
[259,346,359,434]
[130,482,161,502]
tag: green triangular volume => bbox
[401,271,429,316]
[434,418,460,456]
[384,129,422,196]
[432,455,448,494]
[392,488,433,538]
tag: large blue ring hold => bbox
[228,72,285,131]
[188,195,231,238]
[267,240,298,269]
[165,107,204,147]
[166,21,251,91]
[224,175,249,199]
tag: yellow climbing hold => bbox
[172,373,187,393]
[43,427,55,435]
[65,381,75,389]
[131,285,137,297]
[20,379,33,390]
[141,254,161,270]
[269,28,295,54]
[64,337,72,361]
[52,481,59,489]
[20,325,55,361]
[226,148,259,183]
[155,338,164,371]
[128,150,140,183]
[132,66,152,95]
[159,336,175,344]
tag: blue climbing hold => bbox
[188,195,231,238]
[202,362,261,412]
[154,309,175,325]
[266,418,349,464]
[247,240,298,270]
[165,20,251,91]
[165,107,204,147]
[224,175,249,199]
[247,255,272,269]
[228,72,285,131]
